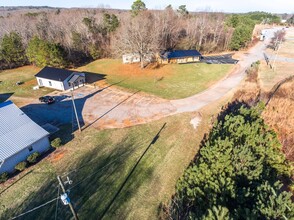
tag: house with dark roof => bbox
[35,66,85,91]
[158,50,202,64]
[0,101,50,174]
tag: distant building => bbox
[158,50,202,64]
[35,66,85,91]
[0,101,50,174]
[122,53,141,64]
[122,53,155,64]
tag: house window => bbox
[68,82,71,87]
[39,79,43,86]
[49,81,52,86]
[28,146,33,152]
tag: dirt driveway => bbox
[21,27,281,130]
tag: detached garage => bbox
[35,66,85,91]
[0,101,50,174]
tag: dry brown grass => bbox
[259,60,294,92]
[262,80,294,161]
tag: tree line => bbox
[164,102,293,219]
[0,1,281,69]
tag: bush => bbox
[0,172,9,183]
[27,152,41,164]
[15,161,27,171]
[51,138,62,148]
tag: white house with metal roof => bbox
[35,66,85,91]
[0,101,50,174]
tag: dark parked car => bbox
[39,96,55,104]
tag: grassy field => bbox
[0,66,53,102]
[77,59,233,99]
[0,94,230,220]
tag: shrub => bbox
[0,172,9,183]
[51,138,62,148]
[15,161,27,171]
[27,152,41,164]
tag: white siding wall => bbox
[36,77,66,91]
[0,136,50,173]
[62,80,71,91]
[122,54,141,64]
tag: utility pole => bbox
[272,39,281,71]
[71,87,81,132]
[57,176,79,220]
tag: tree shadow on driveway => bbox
[21,80,128,132]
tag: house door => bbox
[39,79,43,86]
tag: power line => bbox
[11,197,59,219]
[57,176,79,220]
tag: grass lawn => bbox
[0,93,230,220]
[0,66,53,102]
[77,59,234,99]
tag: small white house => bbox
[0,101,50,174]
[122,53,141,64]
[35,66,85,91]
[122,53,155,64]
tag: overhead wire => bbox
[11,197,59,220]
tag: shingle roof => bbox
[35,66,74,82]
[0,101,49,161]
[161,50,202,59]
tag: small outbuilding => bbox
[35,66,85,91]
[0,101,50,174]
[122,53,141,64]
[122,53,155,64]
[158,50,202,64]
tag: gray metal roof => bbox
[0,101,49,161]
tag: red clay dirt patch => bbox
[24,79,38,86]
[49,150,66,163]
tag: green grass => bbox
[78,59,233,99]
[0,66,53,102]
[0,111,212,220]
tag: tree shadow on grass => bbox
[0,123,166,220]
[0,92,13,103]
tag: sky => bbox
[1,0,294,13]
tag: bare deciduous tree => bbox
[113,11,159,68]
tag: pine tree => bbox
[173,103,293,219]
[0,32,26,68]
[26,36,66,67]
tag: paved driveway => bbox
[22,28,280,130]
[22,85,176,129]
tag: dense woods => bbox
[165,103,293,219]
[0,2,282,69]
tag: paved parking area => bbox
[21,85,176,130]
[202,54,239,64]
